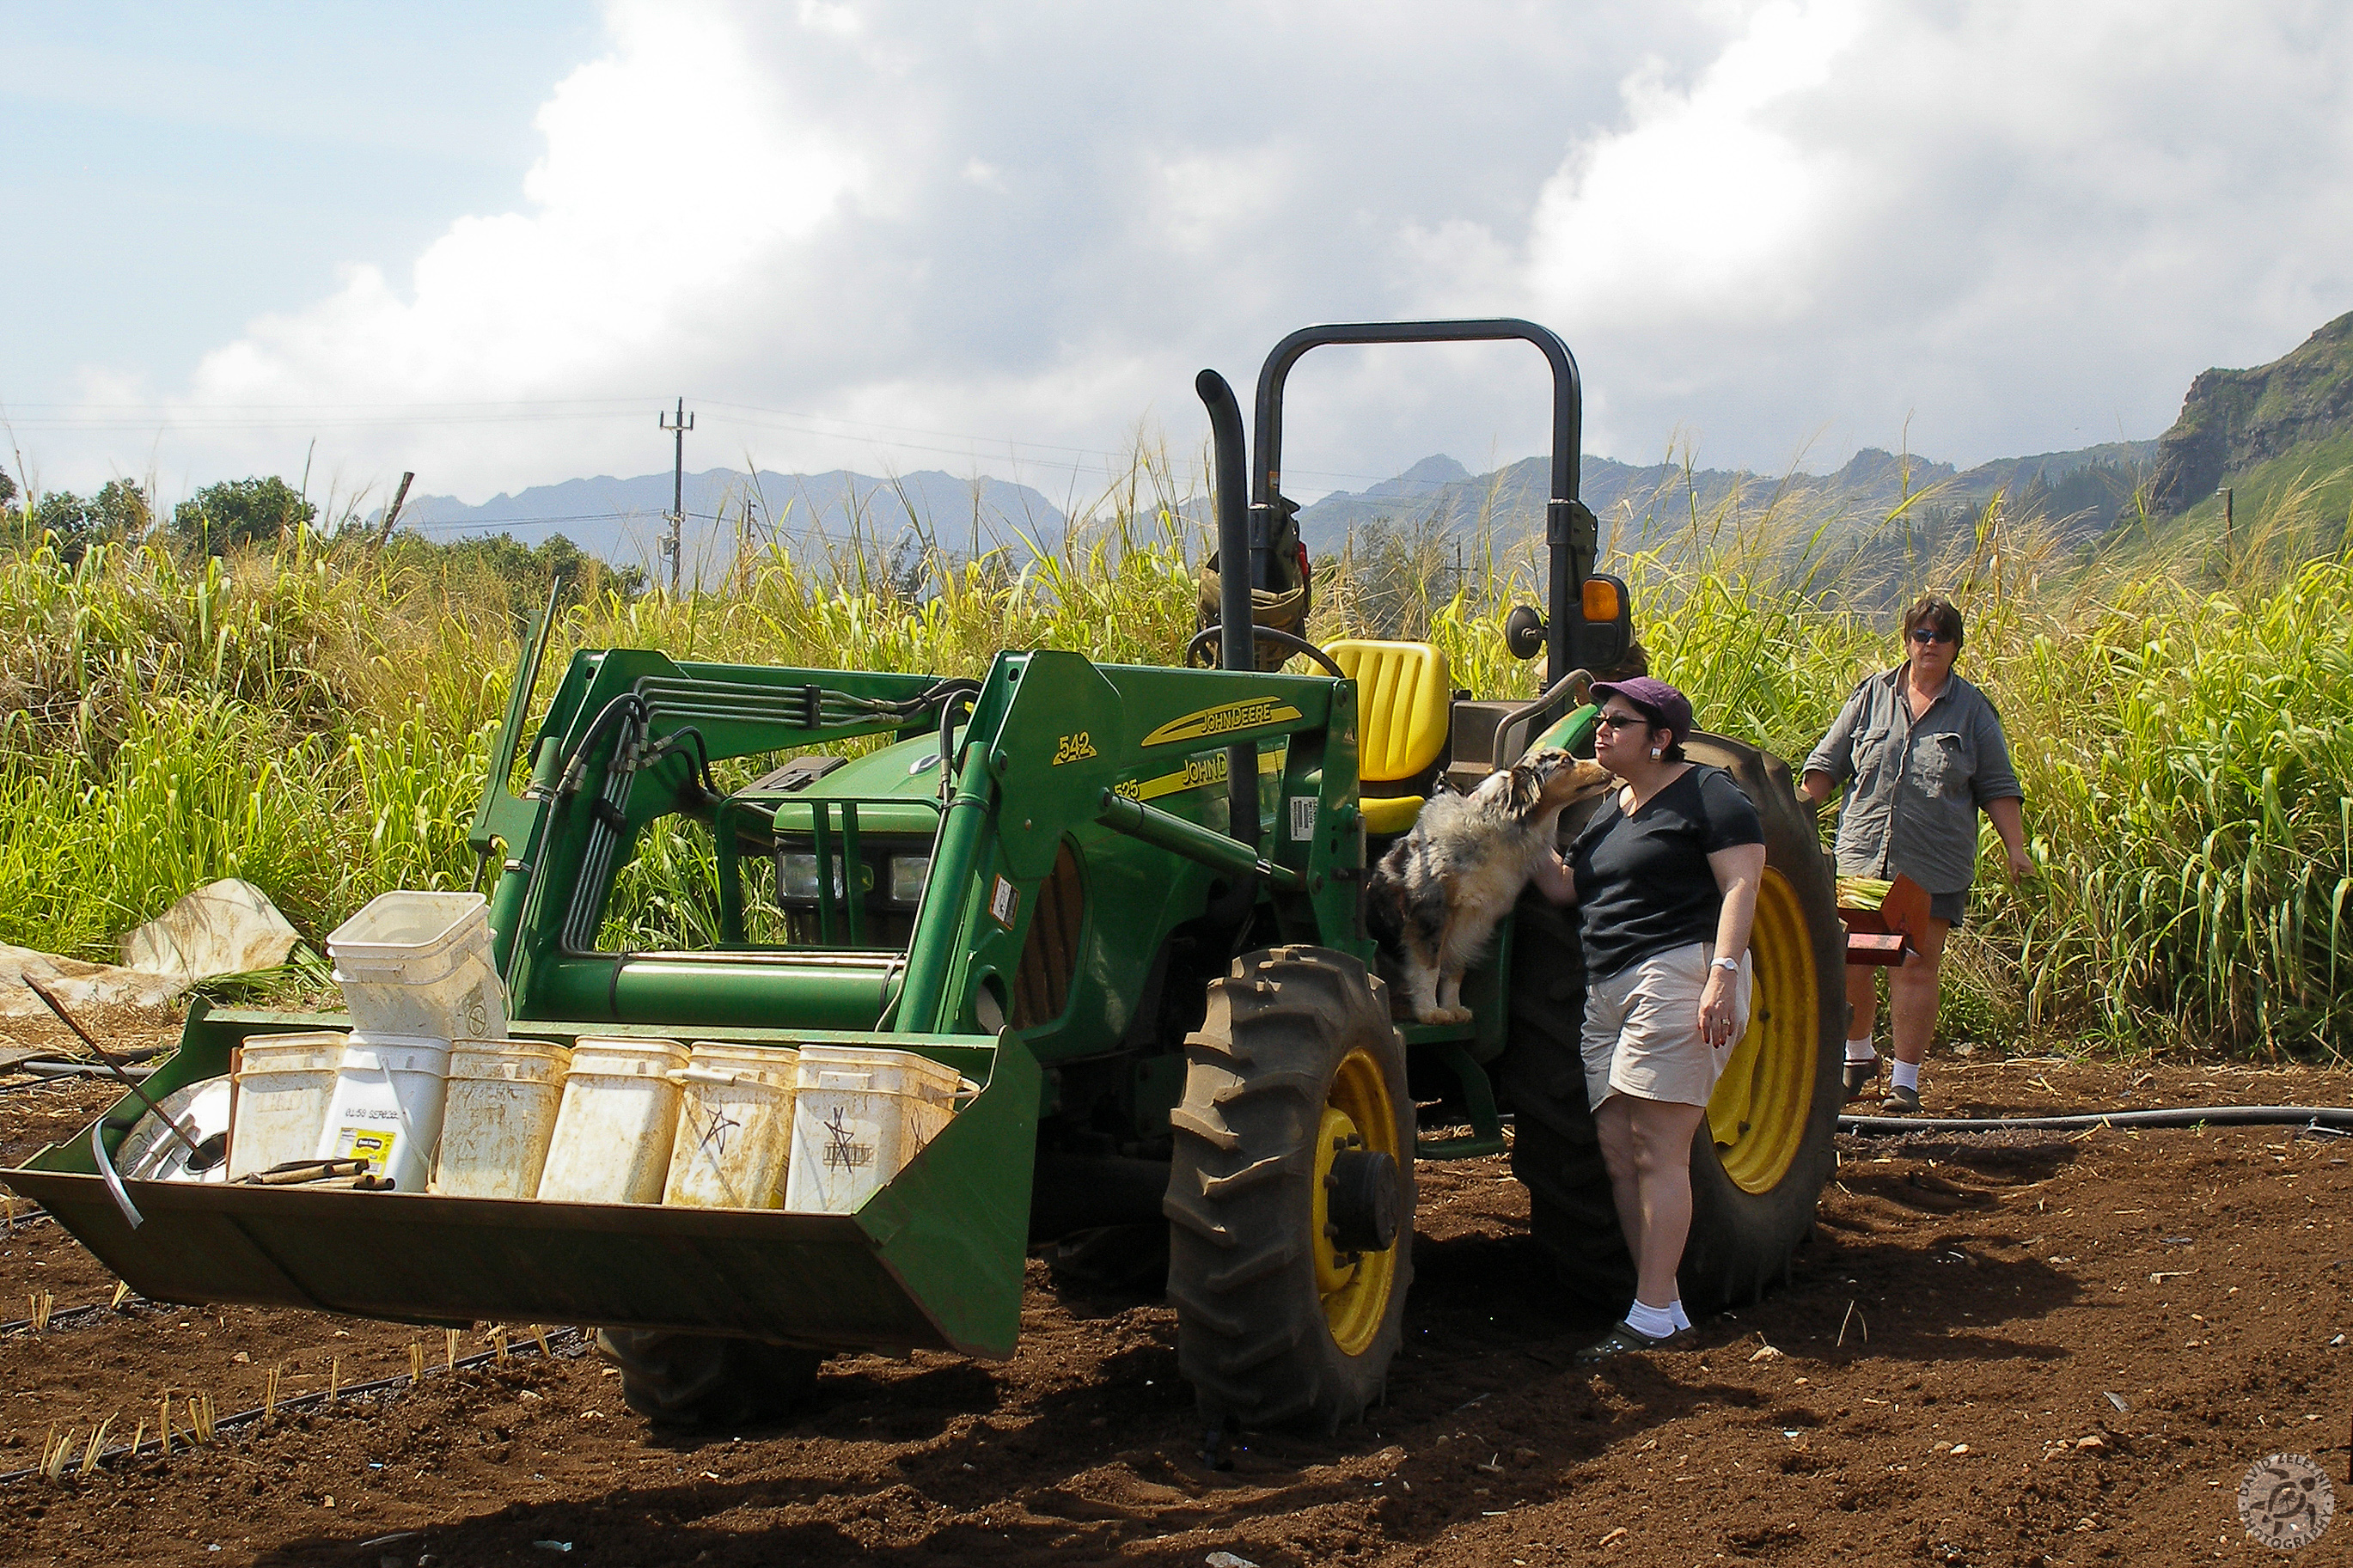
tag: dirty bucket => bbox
[226,1032,347,1179]
[662,1043,799,1211]
[783,1045,969,1214]
[312,1034,451,1193]
[536,1038,691,1205]
[326,890,508,1041]
[431,1039,574,1199]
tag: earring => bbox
[1649,745,1665,760]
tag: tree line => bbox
[0,469,645,614]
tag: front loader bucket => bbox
[3,1008,1039,1360]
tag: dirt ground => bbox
[3,1016,2350,1568]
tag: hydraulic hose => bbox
[1839,1104,2353,1135]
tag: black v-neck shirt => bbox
[1569,765,1764,978]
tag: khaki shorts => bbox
[1581,942,1754,1109]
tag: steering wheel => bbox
[1184,625,1348,679]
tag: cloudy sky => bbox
[6,1,2350,516]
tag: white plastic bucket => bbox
[432,1039,574,1199]
[783,1046,969,1214]
[313,1034,451,1193]
[227,1032,346,1179]
[327,890,509,1041]
[662,1043,799,1211]
[536,1038,691,1205]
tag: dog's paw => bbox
[1409,1005,1452,1025]
[1444,1005,1476,1024]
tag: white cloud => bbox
[31,0,2353,505]
[1519,2,2353,467]
[1526,1,1861,329]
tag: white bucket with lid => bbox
[783,1045,969,1214]
[227,1031,346,1179]
[431,1039,574,1199]
[312,1034,451,1193]
[536,1038,691,1205]
[662,1043,799,1210]
[327,890,509,1041]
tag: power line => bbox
[8,396,1427,488]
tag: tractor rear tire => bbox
[595,1329,822,1427]
[1504,735,1846,1315]
[1166,946,1414,1434]
[1500,890,1635,1318]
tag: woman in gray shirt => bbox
[1801,595,2030,1113]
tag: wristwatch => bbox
[1711,955,1742,973]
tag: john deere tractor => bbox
[5,320,1845,1434]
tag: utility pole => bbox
[660,398,694,595]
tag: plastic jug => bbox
[226,1032,345,1179]
[662,1043,799,1210]
[432,1039,574,1199]
[783,1045,968,1214]
[313,1034,452,1193]
[326,890,508,1040]
[536,1038,691,1205]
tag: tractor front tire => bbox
[1166,946,1414,1434]
[1505,734,1846,1315]
[596,1329,822,1427]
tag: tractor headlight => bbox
[888,855,931,905]
[780,853,821,900]
[779,853,847,901]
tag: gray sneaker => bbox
[1879,1083,1922,1114]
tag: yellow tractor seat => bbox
[1324,638,1452,835]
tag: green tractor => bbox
[5,320,1846,1434]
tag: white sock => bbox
[1845,1036,1877,1064]
[1670,1299,1692,1332]
[1891,1059,1921,1093]
[1626,1298,1678,1339]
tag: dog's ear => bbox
[1505,759,1545,817]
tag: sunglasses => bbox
[1596,711,1652,731]
[1910,628,1956,644]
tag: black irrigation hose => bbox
[1840,1104,2353,1135]
[0,1324,591,1486]
[0,1296,150,1336]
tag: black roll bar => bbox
[1249,319,1595,688]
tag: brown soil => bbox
[3,1038,2350,1568]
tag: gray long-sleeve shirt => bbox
[1803,666,2022,895]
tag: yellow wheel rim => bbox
[1314,1045,1401,1357]
[1708,867,1818,1193]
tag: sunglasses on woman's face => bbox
[1910,628,1955,644]
[1596,711,1651,731]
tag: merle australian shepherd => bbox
[1366,747,1612,1023]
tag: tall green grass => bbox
[3,447,2349,1059]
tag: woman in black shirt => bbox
[1529,676,1765,1358]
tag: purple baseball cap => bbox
[1592,675,1693,745]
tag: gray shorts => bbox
[1581,942,1755,1109]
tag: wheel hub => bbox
[1324,1146,1400,1254]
